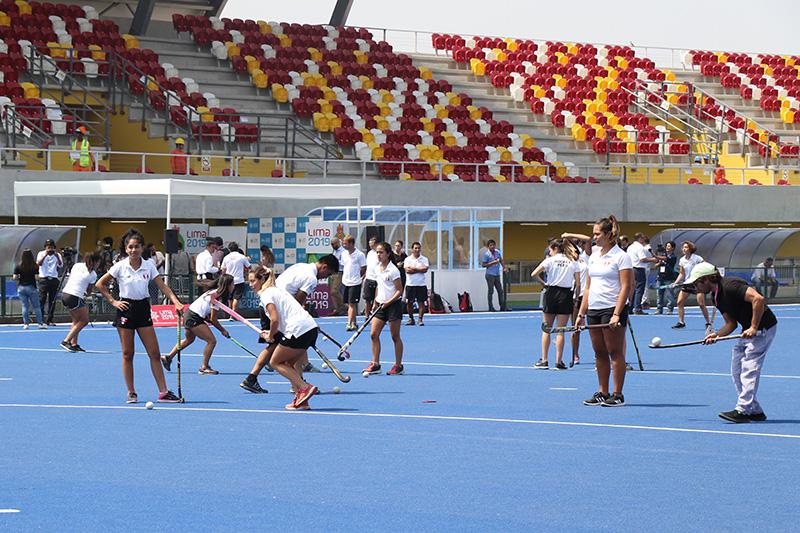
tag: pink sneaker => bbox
[387,364,404,375]
[295,384,318,406]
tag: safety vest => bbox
[71,138,91,167]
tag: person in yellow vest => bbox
[70,126,94,172]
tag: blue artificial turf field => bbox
[1,306,799,532]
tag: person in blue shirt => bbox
[481,239,507,312]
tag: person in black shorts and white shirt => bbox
[240,265,322,410]
[37,239,63,326]
[362,236,379,317]
[686,263,778,423]
[162,274,234,375]
[96,229,184,404]
[403,242,429,326]
[363,242,405,376]
[671,241,712,331]
[531,239,580,370]
[59,251,101,353]
[220,242,250,314]
[576,215,633,407]
[341,235,367,331]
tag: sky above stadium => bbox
[222,0,798,57]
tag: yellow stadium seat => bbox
[317,99,333,114]
[585,113,597,125]
[257,20,271,34]
[89,44,106,61]
[371,146,384,160]
[359,75,373,89]
[270,83,288,103]
[504,38,518,51]
[444,135,457,147]
[448,93,461,106]
[470,58,486,76]
[361,130,375,143]
[278,34,292,47]
[47,42,67,59]
[520,134,535,148]
[0,11,10,26]
[225,42,241,58]
[572,124,586,142]
[20,82,38,99]
[308,47,323,62]
[196,106,212,122]
[380,90,393,103]
[468,105,482,120]
[616,56,629,70]
[419,67,433,80]
[354,50,368,64]
[122,34,139,50]
[567,44,579,55]
[781,110,795,124]
[435,105,448,119]
[419,145,433,160]
[375,117,389,130]
[327,61,342,76]
[399,172,412,181]
[15,1,31,15]
[252,70,268,89]
[500,150,513,162]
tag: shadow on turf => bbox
[625,403,709,408]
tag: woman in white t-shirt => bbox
[531,239,580,370]
[576,215,633,407]
[561,232,593,366]
[363,242,405,376]
[59,251,101,353]
[96,229,184,404]
[671,241,711,330]
[161,274,234,375]
[240,265,321,410]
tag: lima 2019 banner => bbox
[244,217,347,316]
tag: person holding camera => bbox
[37,239,63,326]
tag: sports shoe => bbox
[363,362,382,374]
[705,322,716,335]
[285,397,310,410]
[406,318,415,326]
[387,364,404,375]
[418,319,424,326]
[555,361,567,370]
[126,392,138,404]
[671,321,686,329]
[60,340,77,352]
[72,344,86,353]
[295,384,318,405]
[157,390,182,403]
[346,323,356,331]
[534,360,549,369]
[601,393,625,407]
[747,411,767,422]
[198,367,219,375]
[303,362,321,373]
[160,355,172,372]
[38,323,48,329]
[22,324,29,330]
[240,376,268,394]
[583,391,610,406]
[719,409,750,423]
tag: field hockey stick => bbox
[213,300,263,335]
[648,334,743,349]
[337,306,381,358]
[311,345,350,383]
[319,328,349,360]
[541,322,612,334]
[627,319,644,371]
[176,309,184,402]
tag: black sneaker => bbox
[554,361,567,370]
[719,409,750,423]
[160,355,172,372]
[240,377,268,394]
[671,322,686,329]
[747,412,767,422]
[601,393,625,407]
[405,318,415,326]
[534,360,549,369]
[303,362,321,373]
[60,340,77,352]
[72,344,86,352]
[157,390,182,403]
[583,391,609,406]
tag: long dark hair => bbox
[118,228,145,258]
[84,250,102,269]
[198,273,235,294]
[18,249,36,273]
[595,214,620,243]
[377,241,395,264]
[549,238,578,261]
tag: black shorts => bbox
[343,284,361,304]
[362,279,377,302]
[61,293,86,311]
[405,285,428,304]
[231,282,246,301]
[543,286,574,315]
[114,298,153,329]
[374,299,403,322]
[279,327,319,350]
[586,306,629,327]
[184,309,207,329]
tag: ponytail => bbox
[250,264,276,293]
[595,214,620,242]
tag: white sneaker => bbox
[38,323,48,329]
[23,324,29,330]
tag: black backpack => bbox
[458,292,473,312]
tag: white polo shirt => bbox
[189,290,221,318]
[375,261,401,304]
[342,249,367,287]
[538,253,579,289]
[587,245,632,310]
[403,254,429,287]
[195,249,218,278]
[626,241,648,269]
[680,254,704,280]
[108,257,160,300]
[576,251,589,296]
[259,286,317,338]
[332,246,344,272]
[277,262,318,297]
[221,251,251,284]
[37,250,62,278]
[62,263,97,298]
[365,249,379,281]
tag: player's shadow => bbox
[625,403,709,408]
[760,419,800,425]
[308,408,360,412]
[402,373,456,377]
[321,391,404,396]
[175,401,231,405]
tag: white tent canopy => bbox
[13,178,362,227]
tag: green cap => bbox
[683,262,718,285]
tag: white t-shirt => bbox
[221,251,251,284]
[259,286,317,338]
[189,290,221,318]
[37,250,62,278]
[587,245,633,310]
[626,241,648,269]
[365,249,379,281]
[342,249,367,287]
[680,254,704,280]
[62,263,97,298]
[153,251,165,275]
[195,249,218,277]
[577,251,589,296]
[539,253,579,289]
[375,261,401,303]
[108,257,160,300]
[332,246,344,272]
[403,254,429,287]
[277,263,318,297]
